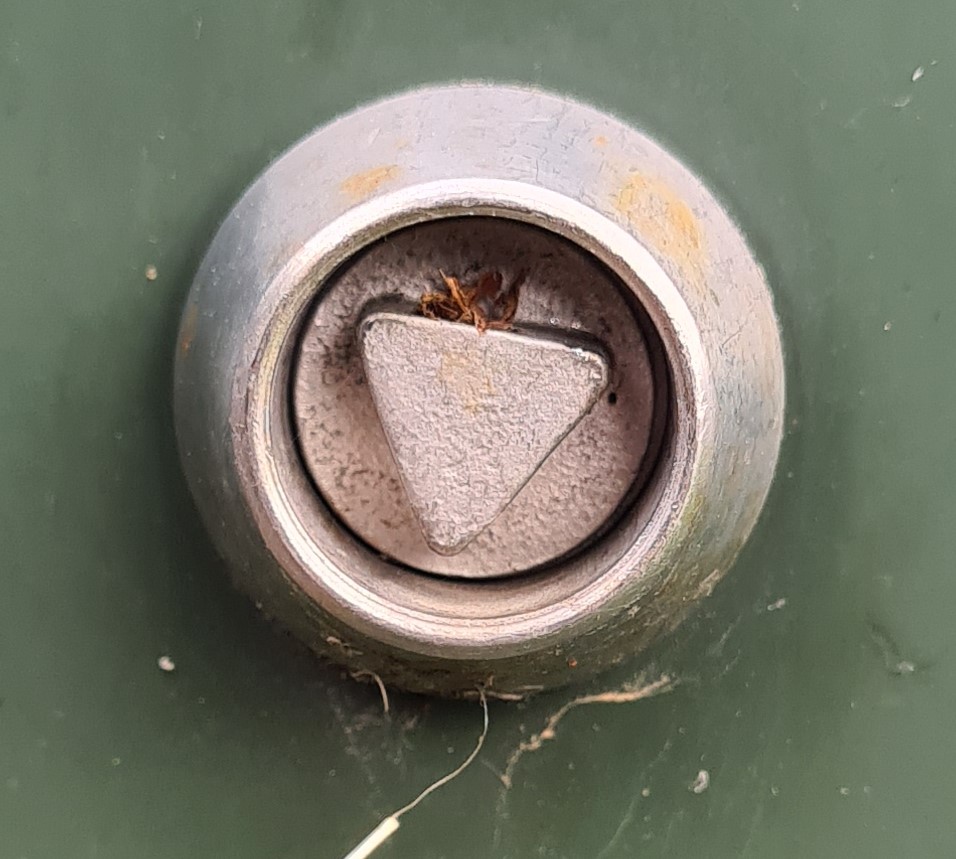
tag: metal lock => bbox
[174,84,784,696]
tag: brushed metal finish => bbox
[174,83,785,695]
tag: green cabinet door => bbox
[2,2,955,857]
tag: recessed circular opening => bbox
[290,215,674,581]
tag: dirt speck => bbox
[145,264,158,281]
[696,568,722,599]
[867,617,924,676]
[690,769,710,794]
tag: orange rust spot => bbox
[612,171,706,285]
[179,301,199,354]
[340,165,401,200]
[592,134,609,148]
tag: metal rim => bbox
[176,83,784,685]
[236,179,706,658]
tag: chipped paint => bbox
[612,172,707,287]
[340,165,401,200]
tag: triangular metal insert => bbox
[359,311,609,556]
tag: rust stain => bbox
[339,165,401,200]
[592,134,609,148]
[179,301,199,354]
[612,171,707,286]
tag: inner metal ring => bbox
[291,216,668,579]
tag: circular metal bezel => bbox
[175,84,784,692]
[289,214,666,579]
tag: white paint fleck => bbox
[839,786,850,796]
[892,94,912,109]
[641,787,651,798]
[767,597,788,612]
[883,321,892,332]
[912,66,925,82]
[157,655,176,672]
[690,770,710,794]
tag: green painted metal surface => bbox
[2,2,955,856]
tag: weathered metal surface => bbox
[4,2,954,858]
[358,311,609,558]
[173,84,783,694]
